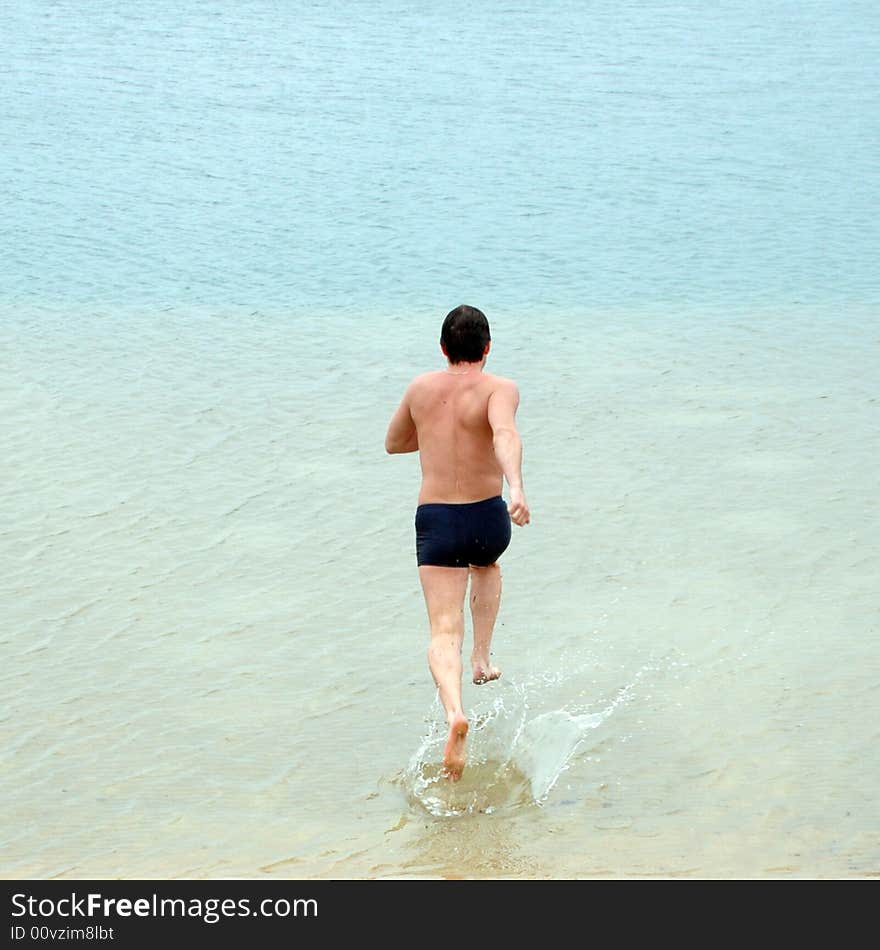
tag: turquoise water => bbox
[4,0,879,312]
[2,1,878,879]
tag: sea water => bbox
[2,0,878,879]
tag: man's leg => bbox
[418,565,470,780]
[469,562,502,684]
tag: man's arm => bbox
[487,380,530,526]
[385,387,419,454]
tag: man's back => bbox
[406,369,518,505]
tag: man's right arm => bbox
[487,380,530,526]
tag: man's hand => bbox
[507,487,530,526]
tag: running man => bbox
[384,305,530,780]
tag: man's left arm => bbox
[385,388,419,454]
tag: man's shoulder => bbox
[403,370,518,396]
[483,373,519,392]
[401,370,444,400]
[407,370,444,389]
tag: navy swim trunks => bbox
[415,495,512,568]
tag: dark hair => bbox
[440,305,491,363]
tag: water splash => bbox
[400,674,637,817]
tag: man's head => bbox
[440,305,491,364]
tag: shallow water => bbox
[2,1,879,879]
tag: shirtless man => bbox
[384,305,530,781]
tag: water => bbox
[2,1,878,879]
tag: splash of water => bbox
[400,673,637,817]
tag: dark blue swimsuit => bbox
[415,495,511,567]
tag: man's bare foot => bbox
[442,714,469,781]
[472,661,501,685]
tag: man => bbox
[384,305,530,781]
